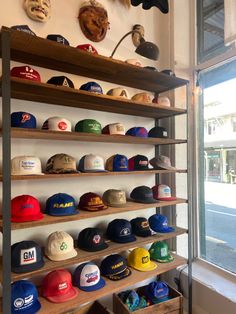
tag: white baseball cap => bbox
[131,92,153,103]
[78,154,107,172]
[102,123,125,135]
[125,59,143,67]
[11,156,44,175]
[152,184,177,201]
[107,87,129,99]
[42,116,72,132]
[45,231,77,261]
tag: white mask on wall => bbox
[23,0,51,22]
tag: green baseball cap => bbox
[149,241,174,263]
[75,119,101,134]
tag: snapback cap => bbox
[126,127,148,138]
[131,92,152,103]
[45,193,78,216]
[11,195,43,222]
[78,154,106,172]
[75,119,102,134]
[149,241,174,263]
[45,153,78,174]
[11,25,36,36]
[148,214,175,233]
[100,254,131,281]
[152,96,171,107]
[76,44,98,54]
[11,112,37,129]
[78,192,107,211]
[149,155,176,170]
[105,154,129,171]
[145,281,170,304]
[42,117,72,132]
[128,155,149,171]
[79,81,103,94]
[47,34,70,45]
[148,126,168,138]
[11,156,44,176]
[152,184,177,201]
[102,123,125,135]
[77,227,108,252]
[107,87,129,98]
[47,76,74,88]
[11,65,41,82]
[130,217,152,237]
[106,219,136,243]
[102,189,127,207]
[130,186,157,204]
[127,247,157,272]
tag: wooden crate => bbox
[67,301,112,314]
[113,284,183,314]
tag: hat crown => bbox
[46,231,74,256]
[43,270,72,296]
[11,156,42,175]
[78,263,100,288]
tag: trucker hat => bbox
[128,155,149,171]
[130,217,152,237]
[78,192,108,211]
[11,241,44,273]
[73,262,105,292]
[47,34,70,45]
[145,281,170,304]
[100,254,131,281]
[45,193,78,216]
[131,92,152,103]
[11,156,44,176]
[148,214,175,233]
[149,241,174,263]
[76,44,98,54]
[105,154,129,171]
[149,155,177,170]
[152,96,171,107]
[11,25,36,36]
[42,117,72,132]
[45,231,77,261]
[127,247,157,272]
[77,227,108,251]
[148,126,168,138]
[11,65,41,82]
[78,154,106,172]
[130,186,157,204]
[11,112,37,129]
[126,127,148,138]
[11,280,41,313]
[107,87,129,98]
[75,119,102,134]
[45,153,78,174]
[102,123,125,135]
[102,189,127,207]
[47,76,74,88]
[152,184,177,201]
[106,219,136,243]
[42,269,79,303]
[79,81,103,94]
[11,195,43,222]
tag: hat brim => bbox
[156,254,174,263]
[80,170,108,173]
[12,299,41,314]
[131,261,157,272]
[107,267,132,281]
[79,278,105,292]
[157,196,177,201]
[12,259,45,273]
[134,230,152,237]
[11,172,45,176]
[46,210,79,216]
[78,242,108,252]
[46,170,79,174]
[153,226,175,233]
[81,204,108,211]
[106,203,127,208]
[111,234,136,243]
[45,248,77,261]
[46,286,79,303]
[11,213,44,222]
[152,164,177,170]
[131,198,158,204]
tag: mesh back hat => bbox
[106,219,136,243]
[102,189,127,207]
[107,87,129,98]
[45,193,78,216]
[11,156,44,175]
[11,112,37,129]
[149,241,174,263]
[78,192,107,211]
[130,217,152,237]
[47,76,74,88]
[100,254,131,281]
[47,34,70,45]
[148,126,168,138]
[78,154,106,172]
[149,155,177,170]
[152,184,177,201]
[42,117,72,132]
[45,153,78,174]
[127,247,157,272]
[11,65,41,82]
[79,81,103,94]
[11,195,43,222]
[130,186,157,204]
[128,155,149,171]
[75,119,102,134]
[152,96,171,107]
[148,214,175,233]
[102,123,125,135]
[77,227,108,251]
[105,154,129,171]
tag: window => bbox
[232,117,236,132]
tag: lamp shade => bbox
[135,40,159,61]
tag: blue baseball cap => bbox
[11,112,37,129]
[126,127,148,138]
[45,193,78,216]
[106,154,129,171]
[79,81,103,94]
[11,25,36,36]
[145,281,169,304]
[47,34,70,45]
[11,280,41,313]
[148,214,175,233]
[73,262,105,292]
[106,219,136,243]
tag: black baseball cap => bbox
[11,25,36,36]
[128,154,149,171]
[148,126,168,138]
[130,186,157,204]
[106,219,136,243]
[130,217,152,237]
[77,227,108,252]
[47,34,70,46]
[161,69,176,76]
[131,0,169,13]
[47,76,74,88]
[11,240,44,273]
[100,254,131,281]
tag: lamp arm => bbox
[110,30,142,58]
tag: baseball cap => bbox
[152,184,177,201]
[45,193,78,216]
[11,111,37,129]
[11,65,41,82]
[102,123,125,135]
[45,153,78,174]
[130,186,157,204]
[131,92,152,103]
[78,192,108,211]
[100,254,131,281]
[42,269,79,303]
[11,156,44,176]
[161,69,175,76]
[42,117,72,132]
[130,217,152,237]
[79,82,103,94]
[11,25,36,36]
[106,219,136,243]
[152,96,171,107]
[11,195,43,222]
[76,44,98,54]
[149,241,174,263]
[47,76,74,88]
[149,155,176,170]
[126,127,148,138]
[11,280,41,313]
[128,155,149,171]
[144,281,169,304]
[11,241,44,273]
[77,227,108,251]
[105,154,129,171]
[148,214,175,233]
[148,126,168,138]
[107,87,129,98]
[73,262,105,291]
[78,154,106,172]
[131,0,169,13]
[75,119,102,134]
[47,34,70,45]
[45,231,77,261]
[102,189,127,207]
[127,247,157,272]
[125,59,143,67]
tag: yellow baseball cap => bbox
[127,247,157,272]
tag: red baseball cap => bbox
[78,192,107,211]
[42,269,79,303]
[76,44,98,54]
[152,185,177,201]
[11,65,41,82]
[11,195,44,222]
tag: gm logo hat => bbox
[75,119,102,134]
[76,44,98,54]
[148,214,175,233]
[126,127,148,138]
[105,154,129,171]
[11,111,37,129]
[102,123,125,135]
[149,241,174,263]
[47,75,74,88]
[78,192,107,211]
[128,154,149,171]
[100,254,131,281]
[107,87,129,98]
[46,153,78,174]
[11,65,41,82]
[77,227,108,252]
[45,193,78,216]
[152,184,177,201]
[127,247,157,272]
[78,154,107,172]
[42,117,72,132]
[106,219,136,243]
[47,34,70,45]
[11,195,43,222]
[102,189,127,207]
[79,81,103,94]
[11,156,44,176]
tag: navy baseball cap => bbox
[79,82,103,94]
[11,240,44,273]
[148,126,168,138]
[148,214,175,233]
[47,76,74,88]
[145,281,169,304]
[106,154,129,171]
[77,227,108,252]
[11,112,37,129]
[106,219,136,243]
[130,217,152,237]
[130,186,157,204]
[45,193,78,216]
[126,127,148,138]
[47,34,70,45]
[11,25,36,36]
[11,280,41,313]
[100,254,131,281]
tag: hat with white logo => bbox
[106,219,136,243]
[152,96,171,107]
[11,156,44,175]
[78,154,107,172]
[45,231,77,261]
[107,87,129,98]
[102,123,125,135]
[149,155,177,170]
[42,117,72,132]
[45,153,78,174]
[152,184,177,201]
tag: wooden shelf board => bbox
[0,27,188,94]
[0,199,187,231]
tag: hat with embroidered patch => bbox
[149,241,174,263]
[148,126,168,138]
[106,219,136,243]
[131,92,152,103]
[11,195,44,222]
[79,81,103,94]
[127,247,157,272]
[45,193,78,216]
[148,214,175,233]
[78,154,107,172]
[42,117,72,132]
[152,96,171,107]
[11,111,37,129]
[47,34,70,45]
[128,155,149,171]
[100,254,131,281]
[144,281,170,304]
[152,184,177,201]
[11,156,44,176]
[78,192,108,211]
[107,87,129,98]
[11,25,36,36]
[77,227,108,251]
[130,186,157,204]
[47,76,74,88]
[102,189,127,207]
[149,155,176,170]
[76,44,98,54]
[45,153,78,174]
[130,217,152,237]
[126,127,148,138]
[105,154,129,171]
[11,65,41,82]
[102,123,125,135]
[75,119,102,134]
